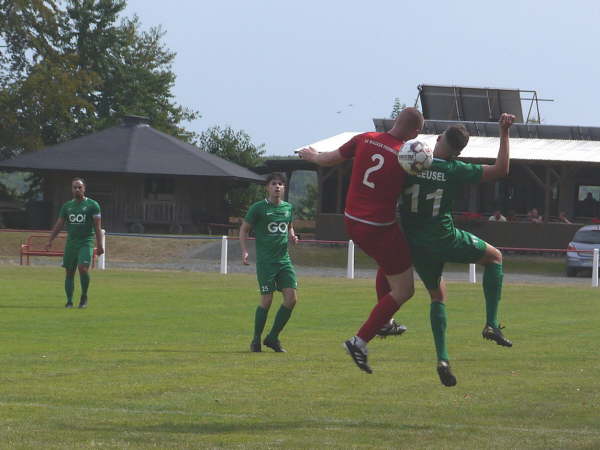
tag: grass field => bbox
[0,266,598,449]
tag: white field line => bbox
[1,401,599,437]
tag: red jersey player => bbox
[298,107,424,373]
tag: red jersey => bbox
[339,132,406,225]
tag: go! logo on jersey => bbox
[267,222,288,233]
[68,213,87,224]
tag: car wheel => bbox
[566,267,577,277]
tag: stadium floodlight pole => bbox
[593,248,599,288]
[220,236,228,274]
[346,240,355,279]
[469,263,476,283]
[98,229,106,270]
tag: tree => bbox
[390,97,407,119]
[196,126,266,216]
[295,183,318,220]
[0,0,63,86]
[197,126,265,167]
[63,1,199,141]
[0,0,199,161]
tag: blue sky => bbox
[124,0,600,156]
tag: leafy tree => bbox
[295,183,317,220]
[0,0,199,161]
[390,97,407,119]
[196,125,266,216]
[197,126,265,167]
[63,1,199,141]
[0,0,63,85]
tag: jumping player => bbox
[46,177,104,308]
[240,172,299,353]
[298,107,424,373]
[398,113,516,386]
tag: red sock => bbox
[357,293,400,343]
[375,267,391,301]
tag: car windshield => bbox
[573,230,600,244]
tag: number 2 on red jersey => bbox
[362,154,384,189]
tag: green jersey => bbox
[59,197,101,246]
[244,199,294,264]
[400,158,483,246]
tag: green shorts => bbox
[63,242,94,270]
[410,229,487,290]
[256,260,297,295]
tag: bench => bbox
[204,222,240,236]
[20,233,97,267]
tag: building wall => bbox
[316,213,581,249]
[43,172,230,233]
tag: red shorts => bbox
[344,217,411,275]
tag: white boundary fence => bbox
[215,236,600,288]
[5,229,596,287]
[97,229,106,270]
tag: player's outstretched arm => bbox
[297,146,345,167]
[481,113,515,182]
[45,217,65,251]
[239,221,252,265]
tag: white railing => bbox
[83,232,600,288]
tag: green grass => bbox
[0,266,598,448]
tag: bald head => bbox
[389,107,424,141]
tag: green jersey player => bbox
[399,114,515,387]
[240,172,299,353]
[46,177,104,308]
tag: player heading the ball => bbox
[298,107,424,374]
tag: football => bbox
[398,139,433,175]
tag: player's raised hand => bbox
[499,113,516,131]
[297,146,318,162]
[242,251,250,265]
[291,234,299,245]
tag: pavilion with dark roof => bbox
[0,116,265,233]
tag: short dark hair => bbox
[444,125,469,155]
[265,172,287,185]
[72,177,86,186]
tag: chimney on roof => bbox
[122,115,151,126]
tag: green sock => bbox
[483,263,503,328]
[430,301,449,362]
[253,306,268,340]
[266,305,293,341]
[80,271,90,296]
[64,275,74,302]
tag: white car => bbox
[566,224,600,277]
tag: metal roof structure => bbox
[0,117,265,182]
[374,118,600,141]
[293,131,600,166]
[254,158,317,174]
[416,85,525,123]
[420,135,600,165]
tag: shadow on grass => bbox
[116,349,267,355]
[115,349,204,354]
[0,305,59,310]
[71,420,432,435]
